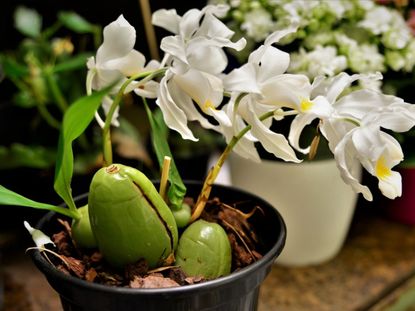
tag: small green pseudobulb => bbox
[172,202,191,228]
[88,164,178,268]
[175,219,232,279]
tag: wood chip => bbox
[130,273,180,289]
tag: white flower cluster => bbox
[209,0,415,89]
[86,5,415,203]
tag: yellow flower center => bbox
[376,156,391,180]
[300,98,314,112]
[52,38,74,56]
[202,99,216,113]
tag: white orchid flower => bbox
[288,72,382,154]
[153,5,246,140]
[24,221,55,249]
[334,121,404,201]
[87,15,159,127]
[87,15,148,92]
[287,71,415,200]
[222,25,307,163]
[334,92,415,201]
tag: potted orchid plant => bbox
[1,3,415,310]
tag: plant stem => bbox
[101,68,167,166]
[37,104,61,129]
[44,66,93,149]
[49,205,81,219]
[9,76,61,129]
[44,66,68,113]
[42,21,62,40]
[190,110,278,222]
[159,156,171,202]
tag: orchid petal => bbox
[334,133,373,201]
[186,41,228,74]
[256,46,291,82]
[264,23,299,46]
[24,221,55,248]
[173,69,223,111]
[131,80,159,98]
[320,118,356,154]
[180,8,204,38]
[245,105,301,162]
[233,136,261,162]
[197,9,233,39]
[152,9,180,34]
[96,15,136,64]
[378,170,402,199]
[261,74,312,109]
[169,79,217,130]
[202,4,229,19]
[104,50,146,76]
[156,75,197,141]
[363,101,415,132]
[101,96,120,127]
[160,36,188,65]
[289,113,316,154]
[224,63,260,93]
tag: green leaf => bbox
[13,91,36,108]
[0,55,29,79]
[58,11,97,34]
[0,185,77,218]
[53,88,109,213]
[0,144,56,169]
[143,100,186,210]
[14,6,42,38]
[53,53,91,73]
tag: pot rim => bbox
[31,181,286,295]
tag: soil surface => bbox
[46,197,264,288]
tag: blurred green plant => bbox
[0,6,103,172]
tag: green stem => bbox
[42,21,62,40]
[48,205,81,219]
[92,26,102,49]
[44,66,93,150]
[190,109,280,222]
[101,68,167,166]
[9,76,61,129]
[44,66,68,113]
[37,104,60,129]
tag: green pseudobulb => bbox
[88,164,178,268]
[71,204,97,248]
[175,219,232,279]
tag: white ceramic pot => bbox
[229,155,361,266]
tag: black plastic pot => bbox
[30,181,286,311]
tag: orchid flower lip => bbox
[376,156,392,180]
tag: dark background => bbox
[0,0,207,55]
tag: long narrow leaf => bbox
[54,88,109,212]
[58,11,98,34]
[143,100,186,209]
[53,53,92,73]
[0,185,76,218]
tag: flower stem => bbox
[36,104,60,129]
[101,68,167,166]
[44,65,68,113]
[190,110,276,222]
